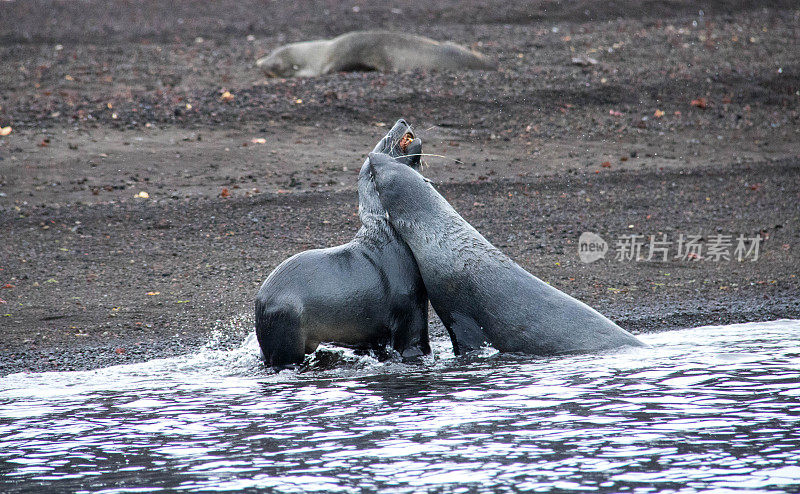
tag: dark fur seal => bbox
[366,152,645,356]
[256,31,497,78]
[255,121,430,367]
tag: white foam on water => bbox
[2,319,799,401]
[0,330,265,403]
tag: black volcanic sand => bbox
[0,1,798,375]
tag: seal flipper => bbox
[449,312,489,355]
[254,306,306,368]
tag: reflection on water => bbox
[1,320,799,492]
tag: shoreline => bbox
[2,159,798,375]
[1,0,798,375]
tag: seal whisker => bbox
[396,153,462,164]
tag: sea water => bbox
[1,320,799,493]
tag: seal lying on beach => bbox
[366,152,645,356]
[255,120,430,368]
[256,31,497,77]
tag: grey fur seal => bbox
[256,31,497,78]
[366,152,645,356]
[255,120,430,368]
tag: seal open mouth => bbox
[384,119,413,155]
[365,119,423,186]
[373,119,419,161]
[398,132,414,153]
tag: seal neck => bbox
[357,163,395,239]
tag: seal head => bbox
[255,46,296,77]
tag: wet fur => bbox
[254,121,430,368]
[368,152,645,356]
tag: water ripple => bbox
[1,320,799,492]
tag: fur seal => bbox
[255,120,430,368]
[366,152,645,356]
[256,31,497,78]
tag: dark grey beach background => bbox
[0,0,798,374]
